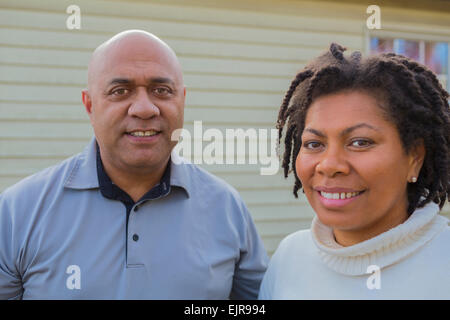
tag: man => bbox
[0,30,268,299]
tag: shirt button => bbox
[132,234,139,242]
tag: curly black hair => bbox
[277,43,450,214]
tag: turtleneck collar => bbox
[311,202,449,275]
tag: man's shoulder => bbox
[174,159,242,200]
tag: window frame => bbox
[364,29,450,92]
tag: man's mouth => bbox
[126,130,160,137]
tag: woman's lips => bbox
[316,189,365,208]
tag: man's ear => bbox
[408,139,426,180]
[82,89,93,115]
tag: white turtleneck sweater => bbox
[258,203,450,299]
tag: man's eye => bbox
[111,88,129,96]
[153,87,171,96]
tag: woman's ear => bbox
[408,139,426,182]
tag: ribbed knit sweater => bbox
[258,203,450,299]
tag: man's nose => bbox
[315,146,350,177]
[128,88,160,119]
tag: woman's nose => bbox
[315,147,350,177]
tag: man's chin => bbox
[121,154,170,171]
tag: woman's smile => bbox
[314,187,366,208]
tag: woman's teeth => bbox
[320,191,361,200]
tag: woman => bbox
[259,43,450,299]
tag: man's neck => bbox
[100,152,170,203]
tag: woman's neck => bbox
[333,207,409,247]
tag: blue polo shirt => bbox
[0,137,268,299]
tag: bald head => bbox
[87,30,183,92]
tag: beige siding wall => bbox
[0,0,448,255]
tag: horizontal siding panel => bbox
[181,108,278,124]
[185,74,291,93]
[0,103,279,125]
[216,172,292,190]
[0,158,65,175]
[0,65,293,92]
[0,28,107,50]
[249,202,315,221]
[0,103,88,121]
[197,163,277,174]
[0,5,364,46]
[255,219,311,238]
[0,65,88,86]
[0,139,89,157]
[0,121,93,139]
[0,121,278,140]
[0,84,284,108]
[0,46,91,67]
[181,56,302,77]
[239,189,305,206]
[0,27,337,62]
[187,91,282,109]
[0,157,276,176]
[0,84,82,103]
[0,46,303,77]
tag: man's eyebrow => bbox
[107,77,175,87]
[107,78,133,86]
[303,123,380,137]
[148,77,176,86]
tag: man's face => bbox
[83,36,185,174]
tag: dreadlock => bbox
[277,43,450,214]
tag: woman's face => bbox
[296,90,424,245]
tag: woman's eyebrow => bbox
[304,123,380,137]
[304,128,325,138]
[341,123,380,136]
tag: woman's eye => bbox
[303,141,322,150]
[350,139,373,148]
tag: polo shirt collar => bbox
[169,151,192,198]
[64,136,191,197]
[64,137,99,189]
